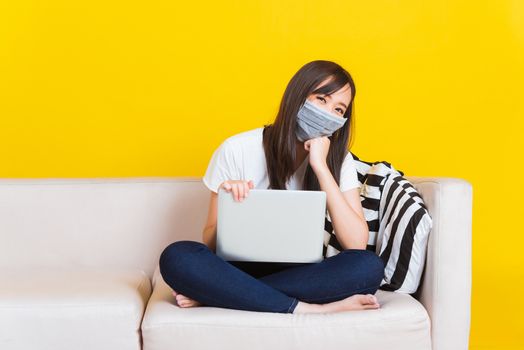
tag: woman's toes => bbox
[351,294,378,309]
[176,294,195,307]
[362,294,373,304]
[365,294,380,308]
[170,291,202,308]
[355,294,371,305]
[179,299,195,308]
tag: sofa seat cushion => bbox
[0,267,151,350]
[141,275,431,350]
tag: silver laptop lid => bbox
[216,188,326,263]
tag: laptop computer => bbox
[215,188,327,264]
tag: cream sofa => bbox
[0,176,472,350]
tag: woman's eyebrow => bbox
[324,94,347,109]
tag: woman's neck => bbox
[294,140,308,171]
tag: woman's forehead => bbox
[313,82,352,102]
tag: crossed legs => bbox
[159,240,384,314]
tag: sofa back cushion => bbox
[377,174,433,293]
[323,153,405,256]
[0,178,209,279]
[323,152,432,294]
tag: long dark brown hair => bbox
[262,60,357,191]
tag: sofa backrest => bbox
[1,176,468,293]
[0,177,209,279]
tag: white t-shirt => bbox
[202,127,360,194]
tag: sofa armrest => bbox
[407,176,473,350]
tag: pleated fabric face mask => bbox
[295,99,348,142]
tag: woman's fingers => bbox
[222,181,232,192]
[243,181,250,198]
[237,183,244,201]
[239,180,253,201]
[231,183,239,202]
[222,180,255,202]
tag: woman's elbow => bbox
[354,226,369,250]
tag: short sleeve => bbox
[202,140,240,193]
[339,151,361,192]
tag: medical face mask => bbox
[295,99,348,142]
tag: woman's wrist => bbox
[311,161,329,174]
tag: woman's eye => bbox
[336,108,344,114]
[317,96,326,103]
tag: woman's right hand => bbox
[219,180,254,202]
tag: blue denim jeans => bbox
[159,240,384,314]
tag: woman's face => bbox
[306,81,352,119]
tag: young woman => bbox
[159,60,385,314]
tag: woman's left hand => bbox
[304,136,330,170]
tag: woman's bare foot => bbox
[292,294,380,314]
[172,290,203,308]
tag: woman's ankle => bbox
[292,301,325,314]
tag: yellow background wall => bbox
[1,1,523,348]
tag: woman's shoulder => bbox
[343,150,355,161]
[341,150,357,172]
